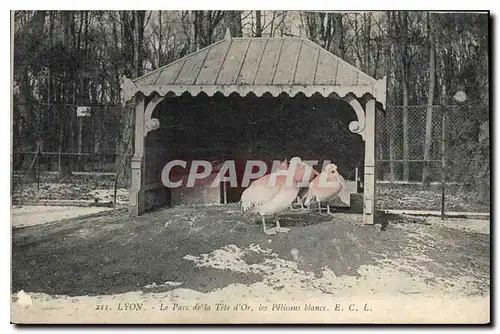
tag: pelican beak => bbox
[299,161,320,176]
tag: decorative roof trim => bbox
[121,79,386,108]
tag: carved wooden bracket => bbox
[144,95,165,137]
[344,96,366,141]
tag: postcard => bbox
[11,10,490,324]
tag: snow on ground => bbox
[12,234,489,324]
[13,174,489,213]
[12,174,129,204]
[10,205,490,324]
[425,217,490,235]
[11,206,112,228]
[88,188,129,204]
[377,185,489,213]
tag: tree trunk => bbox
[400,11,410,181]
[269,11,276,37]
[194,11,205,49]
[305,12,317,41]
[14,11,46,179]
[46,11,54,171]
[133,11,140,78]
[47,11,53,104]
[386,11,396,181]
[190,10,197,52]
[335,13,345,58]
[58,11,73,178]
[255,11,262,37]
[363,13,371,74]
[18,73,37,180]
[402,76,410,181]
[227,11,242,37]
[111,12,120,103]
[158,11,163,66]
[137,11,145,75]
[422,12,436,184]
[234,11,243,37]
[226,11,235,37]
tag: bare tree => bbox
[13,10,46,178]
[304,11,317,41]
[363,12,371,74]
[255,10,262,37]
[385,11,396,181]
[134,11,140,77]
[225,11,242,37]
[333,13,345,58]
[11,10,490,196]
[422,12,436,184]
[396,11,411,181]
[194,11,225,48]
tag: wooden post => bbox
[129,96,146,216]
[129,94,164,215]
[363,99,376,225]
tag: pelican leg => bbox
[326,205,335,215]
[303,196,311,209]
[296,197,305,210]
[290,197,301,211]
[275,219,290,233]
[262,216,277,235]
[318,201,329,216]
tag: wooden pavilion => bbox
[121,29,386,224]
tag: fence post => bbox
[78,116,83,170]
[440,106,446,220]
[36,145,41,201]
[57,107,63,176]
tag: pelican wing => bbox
[240,174,286,213]
[302,173,322,207]
[335,172,350,205]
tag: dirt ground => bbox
[376,185,490,213]
[11,205,490,324]
[12,173,129,205]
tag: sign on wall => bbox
[76,106,91,117]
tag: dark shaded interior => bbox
[148,92,365,204]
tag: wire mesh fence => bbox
[12,102,135,206]
[376,104,490,214]
[12,101,490,214]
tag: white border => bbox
[2,4,495,334]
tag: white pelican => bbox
[303,163,349,215]
[240,157,307,235]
